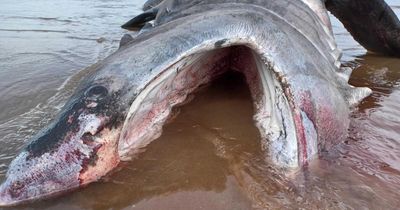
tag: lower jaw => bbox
[118,46,312,168]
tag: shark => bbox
[1,0,399,206]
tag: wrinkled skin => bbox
[0,0,373,206]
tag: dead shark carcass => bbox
[4,0,399,206]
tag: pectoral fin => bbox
[325,0,400,56]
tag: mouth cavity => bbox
[119,46,305,168]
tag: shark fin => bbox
[121,8,158,30]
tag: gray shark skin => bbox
[0,0,371,206]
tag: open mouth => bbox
[0,42,344,206]
[118,46,307,168]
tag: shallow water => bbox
[0,0,400,209]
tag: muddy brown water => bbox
[1,0,400,209]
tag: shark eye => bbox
[85,85,108,99]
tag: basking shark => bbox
[0,0,399,206]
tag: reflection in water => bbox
[1,0,400,209]
[350,55,400,109]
